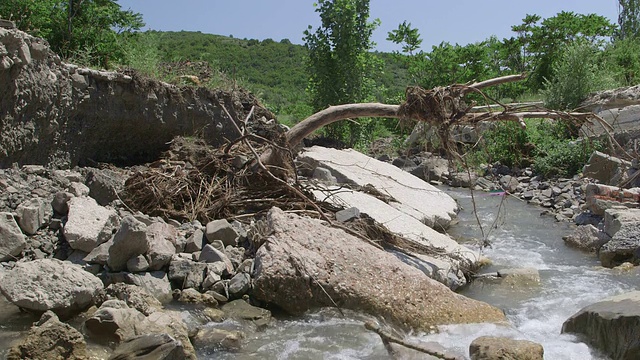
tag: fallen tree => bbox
[261,73,614,174]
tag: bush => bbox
[541,40,619,110]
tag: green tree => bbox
[387,21,422,55]
[618,0,640,39]
[0,0,143,68]
[303,0,380,145]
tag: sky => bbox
[115,0,621,53]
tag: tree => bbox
[303,0,380,146]
[387,21,422,55]
[0,0,143,68]
[618,0,640,40]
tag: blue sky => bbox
[116,0,620,52]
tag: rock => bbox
[108,216,150,272]
[85,168,125,206]
[253,208,505,330]
[311,187,477,288]
[184,229,205,253]
[205,219,238,247]
[221,299,271,327]
[127,255,150,272]
[146,222,177,270]
[585,184,640,216]
[299,147,459,229]
[335,207,360,222]
[599,223,640,267]
[392,156,417,169]
[15,197,47,235]
[104,283,163,316]
[562,291,640,360]
[311,166,337,184]
[476,268,541,288]
[574,211,602,226]
[562,225,610,252]
[146,310,197,359]
[191,327,244,352]
[499,175,519,193]
[604,208,640,237]
[109,333,185,360]
[475,177,498,191]
[420,157,449,182]
[228,272,251,298]
[6,311,87,360]
[202,271,222,290]
[68,182,90,197]
[583,151,632,186]
[127,271,174,304]
[0,259,102,317]
[0,212,26,261]
[85,301,153,343]
[173,288,217,306]
[51,191,71,215]
[64,196,119,253]
[85,238,112,265]
[168,257,207,290]
[469,336,544,360]
[198,244,234,273]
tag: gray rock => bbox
[583,151,632,186]
[191,327,244,352]
[599,223,640,268]
[104,283,163,316]
[563,225,610,252]
[146,222,176,271]
[210,239,225,252]
[202,271,222,290]
[108,216,150,272]
[0,259,103,316]
[51,191,71,215]
[85,168,125,206]
[499,175,519,193]
[604,208,640,237]
[85,302,152,343]
[15,197,47,235]
[228,272,251,298]
[562,291,640,360]
[184,229,205,253]
[469,336,544,360]
[312,166,337,184]
[85,238,112,265]
[68,182,90,197]
[168,257,207,289]
[420,157,449,182]
[6,311,87,360]
[336,207,360,222]
[0,212,26,261]
[109,333,185,360]
[221,299,271,326]
[237,258,254,274]
[127,255,150,273]
[205,219,238,247]
[174,288,217,306]
[127,271,173,304]
[392,156,417,169]
[574,212,602,226]
[199,244,234,273]
[64,196,119,253]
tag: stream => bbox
[0,187,638,359]
[214,187,640,359]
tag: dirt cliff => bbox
[0,27,273,168]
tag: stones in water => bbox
[469,336,544,360]
[562,291,640,360]
[109,333,185,360]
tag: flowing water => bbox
[213,187,640,359]
[1,187,638,359]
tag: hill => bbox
[137,31,409,122]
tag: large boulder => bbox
[108,216,150,272]
[6,311,87,360]
[85,300,153,343]
[469,336,544,360]
[562,291,640,360]
[562,224,610,252]
[0,259,103,316]
[299,146,459,229]
[252,208,505,330]
[604,208,640,237]
[85,168,125,206]
[0,212,26,261]
[583,151,632,186]
[109,333,185,360]
[146,222,177,271]
[64,196,119,253]
[15,197,48,235]
[599,222,640,267]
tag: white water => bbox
[212,188,639,359]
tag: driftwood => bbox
[262,73,612,170]
[365,321,463,360]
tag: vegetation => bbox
[3,1,640,177]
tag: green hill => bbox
[136,31,409,122]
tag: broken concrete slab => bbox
[313,186,479,288]
[583,151,632,186]
[299,146,459,229]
